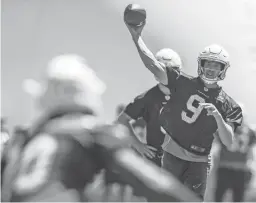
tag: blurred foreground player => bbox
[117,48,182,167]
[124,5,243,199]
[1,126,29,192]
[1,54,107,202]
[102,104,146,202]
[1,54,200,202]
[116,104,146,143]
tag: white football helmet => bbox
[155,48,182,71]
[198,44,230,84]
[25,54,106,115]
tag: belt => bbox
[155,148,164,158]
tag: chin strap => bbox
[200,76,218,84]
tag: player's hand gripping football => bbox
[123,4,146,39]
[199,103,221,118]
[124,19,146,39]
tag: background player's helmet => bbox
[155,48,182,71]
[198,44,230,84]
[24,54,106,115]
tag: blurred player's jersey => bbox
[4,108,201,202]
[160,69,242,156]
[206,124,256,202]
[7,108,102,202]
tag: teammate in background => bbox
[204,105,256,202]
[245,125,256,202]
[117,48,182,167]
[214,123,256,202]
[124,17,242,199]
[2,54,200,202]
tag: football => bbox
[124,4,146,26]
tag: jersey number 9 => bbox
[181,94,205,124]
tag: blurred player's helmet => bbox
[24,54,106,115]
[155,48,182,71]
[198,44,230,84]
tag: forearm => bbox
[115,115,141,145]
[133,35,156,65]
[132,35,167,84]
[215,115,234,148]
[126,121,142,145]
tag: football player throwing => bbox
[124,14,243,199]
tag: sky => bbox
[1,0,256,128]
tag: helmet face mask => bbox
[199,60,226,83]
[198,44,230,84]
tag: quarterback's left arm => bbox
[214,114,235,148]
[200,103,242,148]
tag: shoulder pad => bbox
[216,90,229,103]
[134,89,152,101]
[217,90,242,114]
